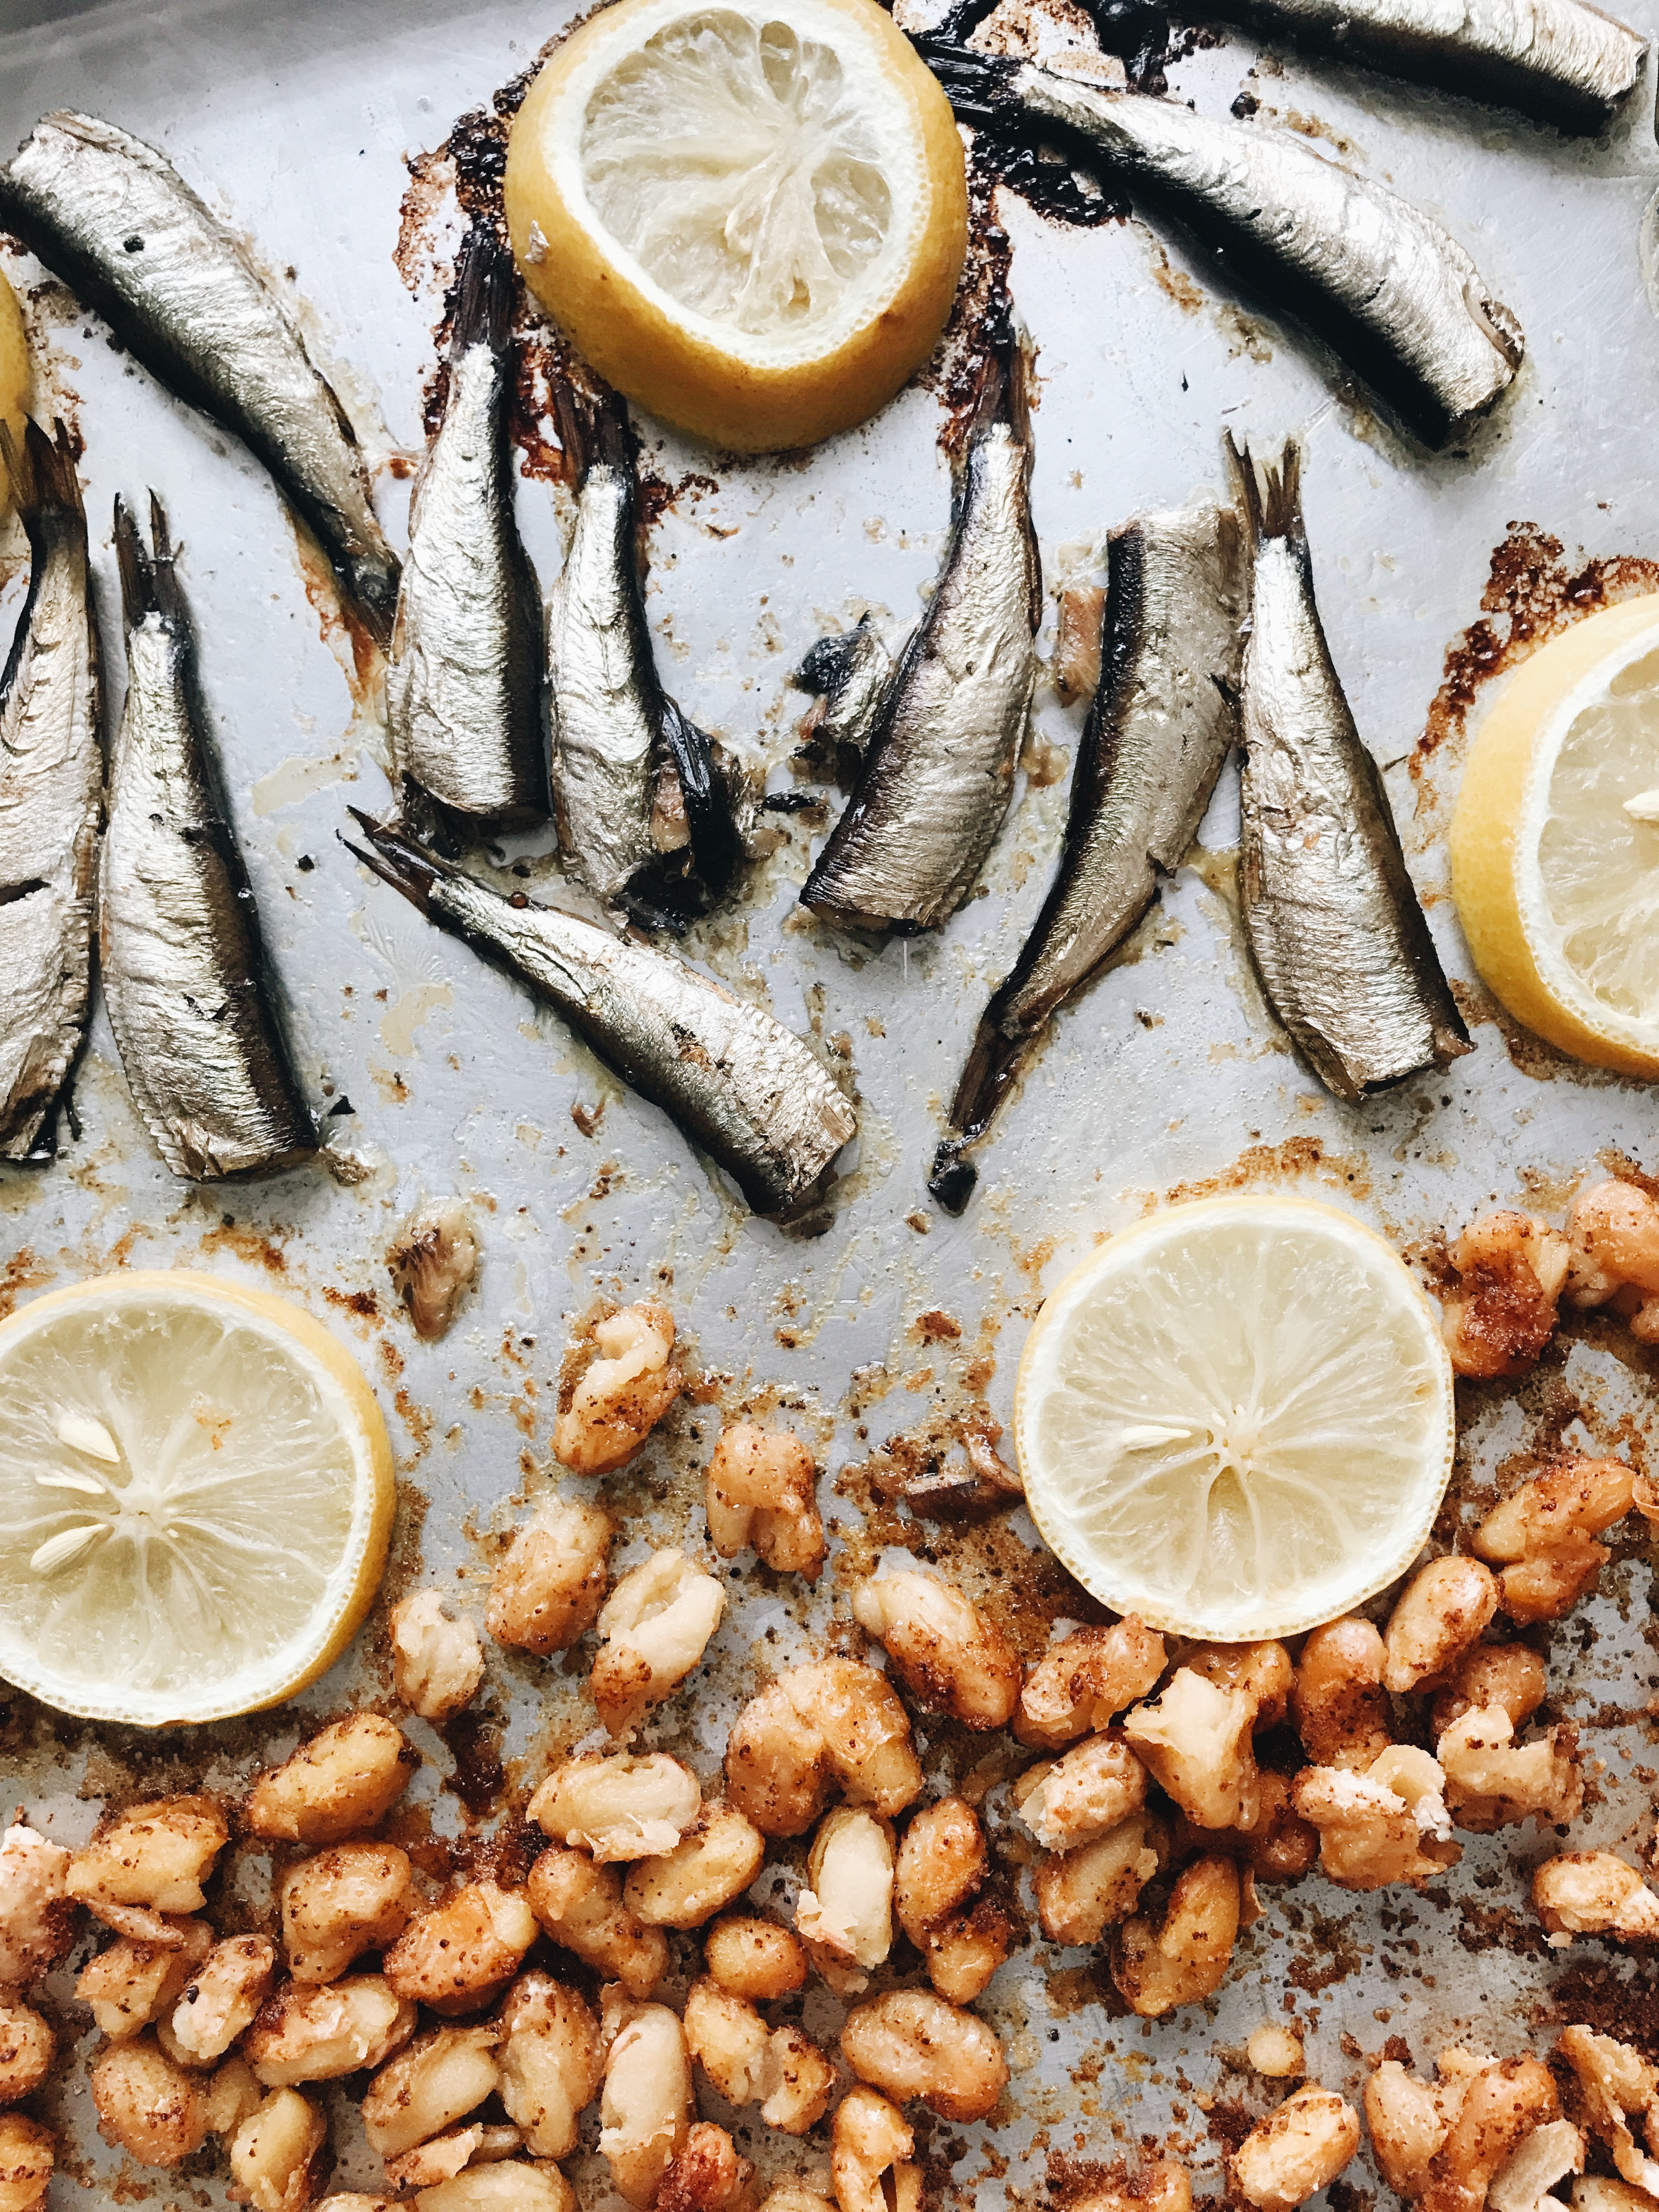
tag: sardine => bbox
[548,383,742,929]
[102,499,315,1178]
[1205,0,1644,133]
[931,495,1246,1210]
[922,49,1525,445]
[345,816,856,1217]
[0,419,102,1162]
[0,113,400,641]
[387,229,548,827]
[800,329,1041,933]
[793,615,895,787]
[1232,437,1472,1098]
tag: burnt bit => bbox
[1416,524,1659,779]
[438,1707,508,1823]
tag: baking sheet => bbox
[2,0,1659,2202]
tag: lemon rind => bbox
[1012,1195,1457,1643]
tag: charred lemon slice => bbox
[0,1271,394,1725]
[504,0,967,452]
[1013,1197,1455,1641]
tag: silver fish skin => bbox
[800,332,1041,933]
[931,497,1246,1209]
[101,500,315,1180]
[347,816,856,1217]
[0,113,400,641]
[1203,0,1643,131]
[548,386,740,929]
[0,420,103,1162]
[923,50,1524,445]
[387,230,547,826]
[793,614,895,786]
[1233,438,1472,1101]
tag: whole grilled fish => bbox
[345,815,855,1217]
[1203,0,1643,132]
[800,329,1041,932]
[0,419,102,1162]
[387,229,547,827]
[549,383,742,929]
[793,615,894,787]
[103,499,315,1178]
[922,49,1524,446]
[1232,438,1471,1099]
[0,113,400,641]
[931,496,1246,1210]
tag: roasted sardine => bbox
[102,499,315,1179]
[932,495,1246,1210]
[0,419,102,1162]
[549,383,742,928]
[388,229,548,827]
[923,49,1525,445]
[0,113,400,641]
[1206,0,1644,132]
[801,328,1041,933]
[1232,438,1471,1098]
[346,816,855,1217]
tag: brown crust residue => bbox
[1414,524,1659,783]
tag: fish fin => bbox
[2,416,83,523]
[342,810,452,912]
[450,225,515,358]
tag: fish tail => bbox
[114,493,187,629]
[552,377,635,482]
[912,41,1022,128]
[341,809,450,913]
[1,416,84,524]
[451,225,515,357]
[968,308,1033,442]
[1228,433,1304,549]
[944,1005,1030,1149]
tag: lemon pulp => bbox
[505,0,967,450]
[0,1272,394,1725]
[1014,1197,1456,1641]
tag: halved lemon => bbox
[0,268,31,507]
[0,1272,394,1726]
[504,0,967,451]
[1013,1197,1455,1641]
[1451,594,1659,1078]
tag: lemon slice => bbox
[0,268,31,507]
[1451,594,1659,1078]
[0,1272,394,1726]
[1013,1197,1455,1641]
[504,0,967,452]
